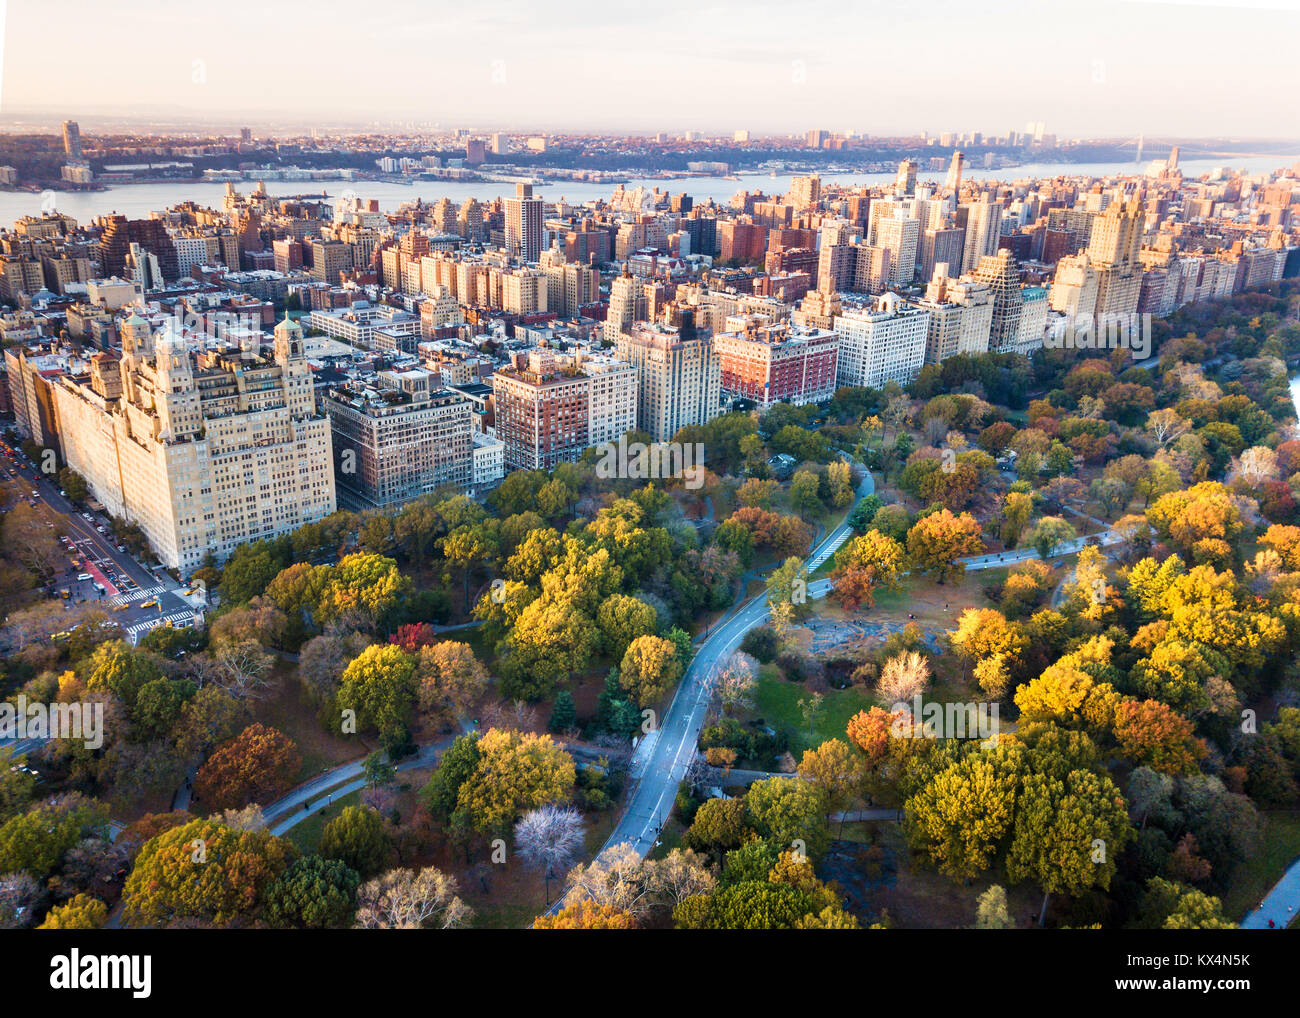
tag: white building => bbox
[832,293,929,389]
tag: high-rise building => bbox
[505,183,544,262]
[62,120,81,159]
[49,315,335,572]
[945,151,964,192]
[604,267,645,342]
[615,314,721,443]
[324,369,473,509]
[715,318,838,408]
[895,159,918,196]
[832,293,929,389]
[960,199,1002,275]
[913,266,993,364]
[920,225,965,284]
[969,249,1024,353]
[492,348,637,470]
[876,214,920,285]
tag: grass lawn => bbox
[1223,810,1300,920]
[753,663,874,756]
[285,788,361,854]
[259,666,372,784]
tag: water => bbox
[3,154,1294,226]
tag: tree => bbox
[320,806,391,879]
[548,690,577,733]
[362,751,396,790]
[37,893,108,929]
[878,651,930,703]
[683,797,752,855]
[414,641,488,730]
[0,795,109,880]
[1139,877,1234,930]
[514,804,585,905]
[452,729,576,835]
[1006,769,1132,926]
[595,594,658,661]
[619,635,682,708]
[906,509,984,584]
[56,466,89,503]
[121,818,297,927]
[974,885,1014,929]
[354,867,472,929]
[0,872,42,929]
[744,777,829,861]
[209,638,277,700]
[797,739,863,819]
[1027,516,1077,561]
[905,748,1021,880]
[534,899,636,929]
[1113,699,1204,775]
[264,855,360,929]
[830,531,904,610]
[193,724,300,812]
[337,644,417,742]
[421,733,481,820]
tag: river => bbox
[2,154,1294,225]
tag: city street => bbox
[0,441,198,645]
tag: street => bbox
[0,442,198,645]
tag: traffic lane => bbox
[22,460,163,594]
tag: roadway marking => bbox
[126,611,194,643]
[108,584,167,607]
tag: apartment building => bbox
[615,315,721,443]
[492,348,637,470]
[324,368,473,510]
[832,293,929,389]
[49,315,336,572]
[714,316,838,408]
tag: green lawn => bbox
[284,789,361,854]
[1222,810,1300,921]
[753,664,873,756]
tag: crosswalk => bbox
[126,610,194,644]
[107,583,168,607]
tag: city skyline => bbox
[3,0,1299,138]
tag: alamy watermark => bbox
[0,696,104,749]
[889,694,1000,748]
[594,435,706,490]
[1045,312,1152,361]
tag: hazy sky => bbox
[3,0,1298,137]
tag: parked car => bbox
[76,573,92,581]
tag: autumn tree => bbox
[452,729,576,836]
[193,723,300,812]
[121,818,297,927]
[830,530,904,610]
[1006,769,1132,926]
[619,634,682,708]
[905,509,984,584]
[414,641,488,730]
[904,747,1021,880]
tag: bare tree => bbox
[1146,408,1191,449]
[211,638,276,700]
[561,843,714,921]
[878,650,930,703]
[710,651,758,716]
[514,804,585,905]
[0,872,42,929]
[354,867,472,929]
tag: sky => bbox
[2,0,1299,138]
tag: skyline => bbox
[3,0,1300,137]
